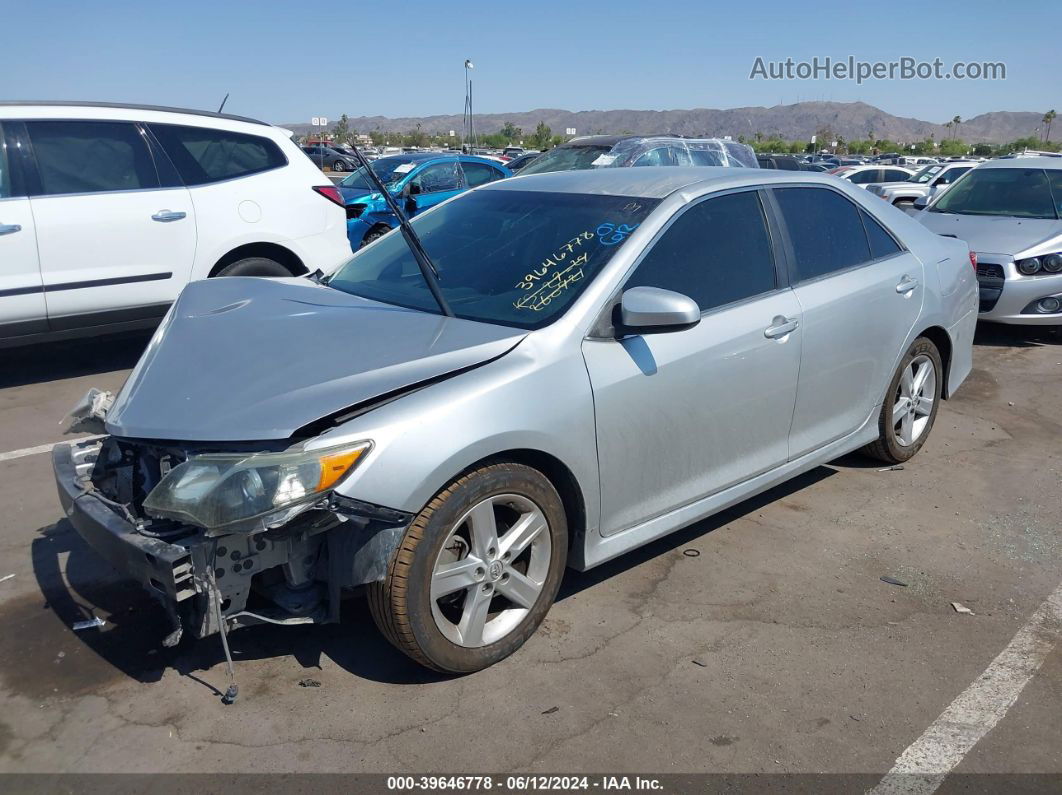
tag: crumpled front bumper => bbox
[53,439,198,606]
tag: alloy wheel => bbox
[430,493,551,648]
[893,353,936,446]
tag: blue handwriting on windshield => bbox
[597,222,638,246]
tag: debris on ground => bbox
[682,549,701,557]
[880,576,908,587]
[691,658,708,667]
[298,678,321,688]
[72,616,106,631]
[951,602,975,615]
[65,388,114,434]
[541,706,559,715]
[878,465,905,472]
[0,573,14,584]
[849,715,863,722]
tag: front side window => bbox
[774,187,872,281]
[911,166,942,183]
[410,162,461,194]
[149,124,286,185]
[27,120,157,196]
[930,167,1062,219]
[326,190,660,330]
[935,166,971,185]
[625,190,777,312]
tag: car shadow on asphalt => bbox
[973,323,1060,348]
[20,467,841,696]
[0,331,152,390]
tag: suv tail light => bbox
[969,250,977,271]
[313,185,345,207]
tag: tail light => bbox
[313,185,345,207]
[969,250,977,271]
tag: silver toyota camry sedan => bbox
[54,167,977,676]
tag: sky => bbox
[1,0,1055,126]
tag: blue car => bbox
[337,154,511,249]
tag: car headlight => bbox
[1017,257,1042,275]
[143,442,371,533]
[1043,253,1062,273]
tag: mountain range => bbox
[285,101,1049,144]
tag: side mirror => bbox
[400,182,413,198]
[913,195,930,210]
[619,286,700,334]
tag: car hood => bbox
[917,213,1062,256]
[105,277,526,442]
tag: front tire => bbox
[332,159,346,172]
[862,337,942,463]
[368,462,568,673]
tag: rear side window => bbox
[149,124,286,185]
[0,124,11,198]
[860,209,902,259]
[848,169,880,184]
[626,190,777,312]
[884,169,911,181]
[462,161,504,187]
[774,187,872,281]
[27,120,158,195]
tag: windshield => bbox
[930,168,1062,219]
[910,165,943,183]
[520,145,614,175]
[326,189,660,329]
[339,156,420,191]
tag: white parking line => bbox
[0,435,102,463]
[870,581,1062,795]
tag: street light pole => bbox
[464,59,475,152]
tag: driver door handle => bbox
[764,315,799,339]
[0,223,22,236]
[896,275,919,293]
[152,210,187,223]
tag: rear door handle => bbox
[896,275,919,294]
[0,223,22,236]
[152,210,187,222]
[764,315,799,339]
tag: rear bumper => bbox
[53,440,197,606]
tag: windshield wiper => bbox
[346,145,454,317]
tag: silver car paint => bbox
[917,157,1062,325]
[285,168,977,570]
[105,276,526,441]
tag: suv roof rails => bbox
[0,100,270,127]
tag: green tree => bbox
[1044,110,1057,142]
[331,114,351,145]
[529,122,552,150]
[499,121,522,142]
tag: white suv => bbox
[0,102,351,347]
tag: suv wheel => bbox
[332,159,346,172]
[368,462,568,673]
[862,336,942,463]
[215,257,292,277]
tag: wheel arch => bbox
[916,324,954,398]
[209,242,307,277]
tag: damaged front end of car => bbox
[54,428,412,651]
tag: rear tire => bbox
[368,462,567,673]
[862,337,942,464]
[332,159,346,172]
[214,257,292,277]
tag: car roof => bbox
[981,156,1062,170]
[487,166,848,199]
[0,100,269,126]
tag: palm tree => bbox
[951,116,962,140]
[1044,110,1057,142]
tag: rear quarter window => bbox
[149,124,287,185]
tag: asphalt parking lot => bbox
[0,325,1059,780]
